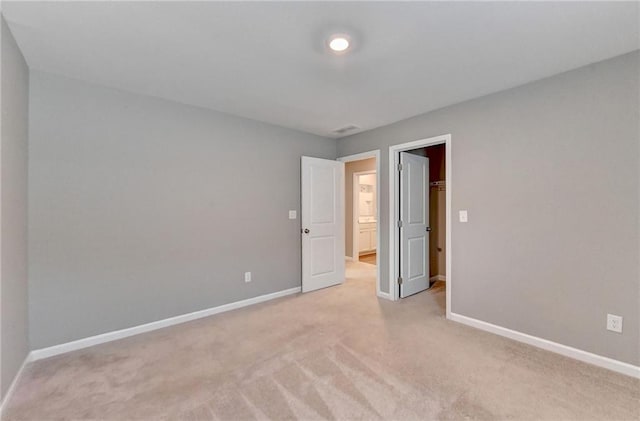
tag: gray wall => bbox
[28,71,336,349]
[1,16,29,398]
[337,51,640,365]
[344,158,376,258]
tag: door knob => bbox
[303,228,310,234]
[426,227,432,232]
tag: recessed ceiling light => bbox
[328,36,350,52]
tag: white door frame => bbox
[389,134,452,318]
[337,150,384,299]
[352,170,377,262]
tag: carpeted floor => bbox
[4,262,639,420]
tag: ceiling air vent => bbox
[332,125,360,135]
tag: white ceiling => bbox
[3,1,639,138]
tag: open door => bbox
[399,152,430,298]
[301,156,345,293]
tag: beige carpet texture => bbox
[4,262,639,420]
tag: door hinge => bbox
[397,220,403,228]
[397,163,403,171]
[397,277,403,285]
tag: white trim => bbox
[450,312,640,379]
[352,169,377,262]
[388,134,452,314]
[429,275,446,282]
[0,353,33,415]
[445,136,452,318]
[337,150,384,299]
[344,256,353,261]
[30,287,301,361]
[376,291,391,300]
[337,150,380,163]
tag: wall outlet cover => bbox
[459,210,468,223]
[606,314,623,333]
[289,210,297,219]
[244,272,252,283]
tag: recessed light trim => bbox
[328,35,350,53]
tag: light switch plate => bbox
[244,272,252,283]
[459,210,468,223]
[289,210,297,219]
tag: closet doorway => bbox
[389,134,452,314]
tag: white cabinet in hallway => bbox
[354,171,377,258]
[359,222,377,253]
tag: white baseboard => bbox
[31,287,301,361]
[430,275,446,282]
[449,312,640,379]
[376,291,391,300]
[0,353,33,415]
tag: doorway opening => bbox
[337,150,382,297]
[353,170,377,264]
[389,134,452,317]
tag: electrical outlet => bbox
[244,272,252,283]
[288,210,297,219]
[606,314,622,333]
[459,210,468,223]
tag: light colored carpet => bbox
[4,262,639,420]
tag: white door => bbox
[399,152,430,298]
[301,156,345,293]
